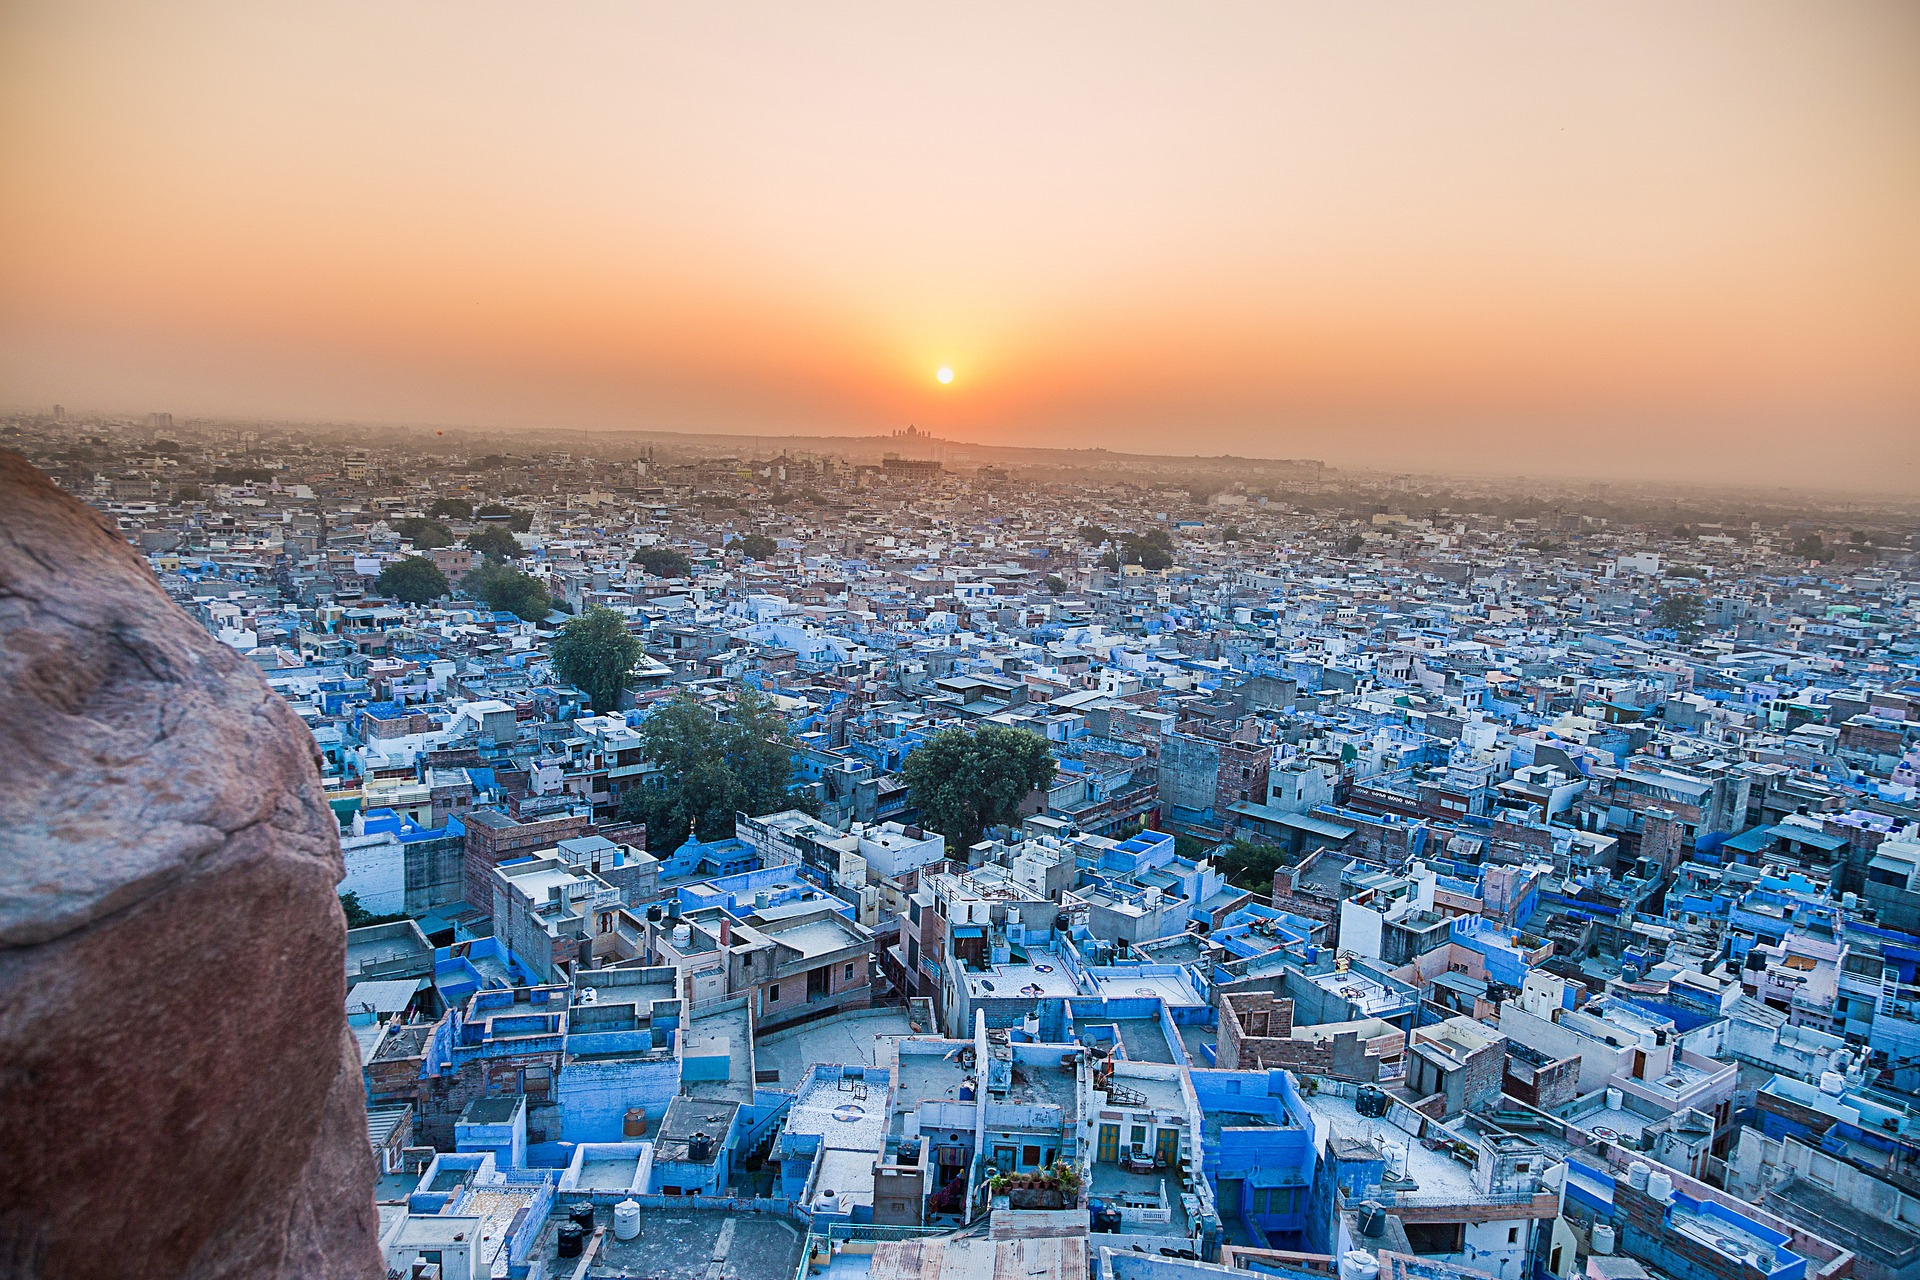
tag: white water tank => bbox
[1340,1251,1381,1280]
[672,923,692,949]
[1627,1162,1650,1191]
[1646,1170,1673,1203]
[1605,1087,1624,1111]
[1819,1071,1846,1096]
[613,1199,642,1241]
[1592,1224,1616,1256]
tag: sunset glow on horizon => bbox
[1,1,1916,487]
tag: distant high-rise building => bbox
[50,404,64,422]
[146,412,173,429]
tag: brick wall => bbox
[1217,741,1272,821]
[1217,990,1380,1081]
[1271,853,1338,925]
[462,810,589,911]
[1462,1038,1506,1113]
[1504,1053,1580,1111]
[1640,812,1686,873]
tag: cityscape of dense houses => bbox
[12,412,1920,1280]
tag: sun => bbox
[935,367,954,385]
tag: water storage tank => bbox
[1820,1071,1846,1096]
[1340,1251,1381,1280]
[1646,1170,1673,1203]
[647,904,663,923]
[755,890,772,911]
[568,1201,595,1231]
[624,1107,648,1138]
[557,1224,586,1259]
[1356,1202,1388,1239]
[687,1130,714,1163]
[1627,1162,1650,1191]
[672,923,692,949]
[613,1199,642,1241]
[1605,1087,1624,1111]
[1592,1224,1616,1256]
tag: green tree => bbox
[1077,524,1110,545]
[619,688,801,846]
[1341,533,1365,554]
[902,725,1057,850]
[1653,594,1704,639]
[393,516,454,549]
[729,533,778,559]
[340,891,405,928]
[633,547,693,579]
[479,502,535,532]
[465,525,520,560]
[1214,839,1292,891]
[1117,529,1173,571]
[376,555,450,605]
[551,606,642,714]
[1044,574,1067,595]
[1792,533,1825,560]
[429,496,473,520]
[465,560,550,622]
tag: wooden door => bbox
[1155,1126,1180,1168]
[1097,1123,1120,1163]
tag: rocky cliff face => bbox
[0,452,382,1279]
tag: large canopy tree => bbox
[902,725,1057,850]
[551,606,642,715]
[465,560,549,622]
[375,555,448,605]
[618,688,802,847]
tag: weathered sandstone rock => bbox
[0,451,381,1279]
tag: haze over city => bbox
[4,1,1918,490]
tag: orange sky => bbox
[2,1,1916,488]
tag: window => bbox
[1023,1146,1041,1167]
[845,962,856,980]
[768,984,780,1002]
[1253,1188,1300,1214]
[1129,1125,1147,1149]
[1508,1227,1520,1244]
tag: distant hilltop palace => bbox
[883,424,944,478]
